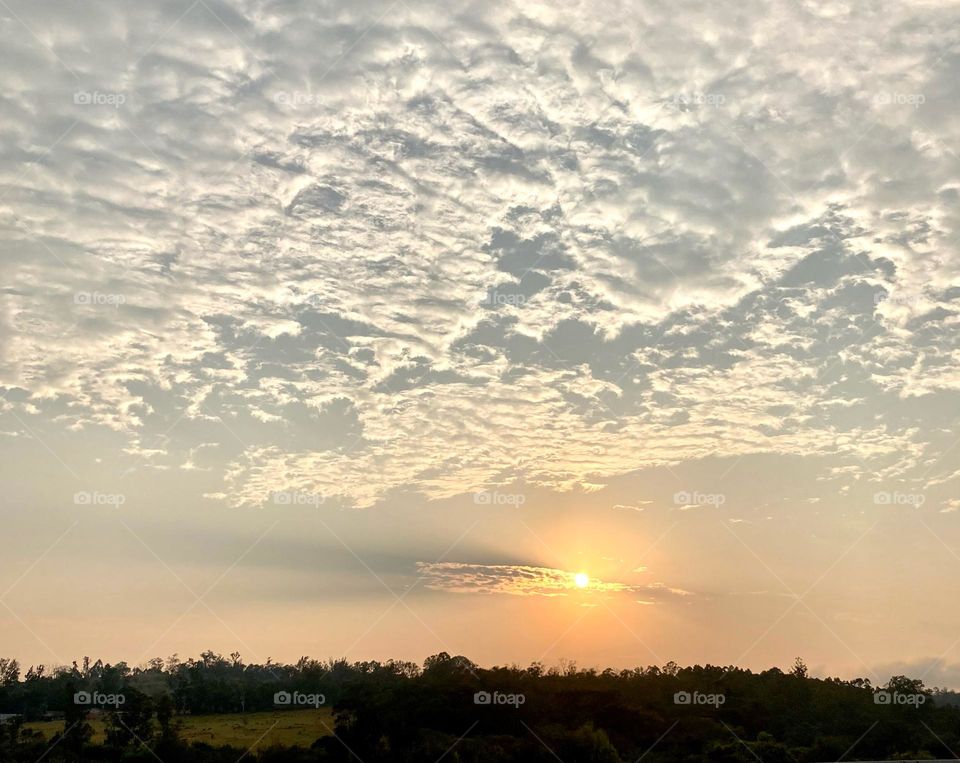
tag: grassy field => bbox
[24,708,335,749]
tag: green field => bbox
[24,708,335,749]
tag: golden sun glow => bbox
[574,572,590,589]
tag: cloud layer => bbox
[3,0,959,510]
[2,0,960,679]
[415,561,690,599]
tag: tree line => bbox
[1,652,959,761]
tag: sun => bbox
[574,572,590,589]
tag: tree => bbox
[559,724,623,763]
[62,681,93,761]
[0,658,19,685]
[790,657,808,679]
[105,687,154,751]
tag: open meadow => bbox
[24,708,335,750]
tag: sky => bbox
[1,0,960,686]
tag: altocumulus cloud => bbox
[1,0,959,509]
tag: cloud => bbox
[415,562,691,600]
[2,0,960,680]
[1,0,959,514]
[873,658,960,690]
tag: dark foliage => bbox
[0,653,958,761]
